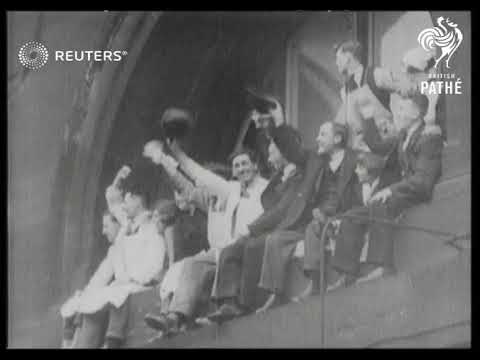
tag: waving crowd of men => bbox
[59,40,444,348]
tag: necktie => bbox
[231,204,239,238]
[345,75,358,93]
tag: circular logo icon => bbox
[18,41,49,70]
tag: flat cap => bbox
[270,124,304,166]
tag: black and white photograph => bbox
[7,10,471,348]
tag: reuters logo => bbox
[18,41,49,70]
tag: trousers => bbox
[168,249,216,319]
[73,298,129,348]
[259,230,305,294]
[332,194,417,275]
[211,235,268,310]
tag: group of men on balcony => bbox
[59,40,444,348]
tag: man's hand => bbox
[368,187,392,204]
[312,208,326,224]
[270,103,285,127]
[114,165,131,182]
[423,124,442,136]
[111,165,131,190]
[143,140,165,165]
[250,110,272,129]
[237,227,251,239]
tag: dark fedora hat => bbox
[160,107,194,140]
[270,124,304,166]
[245,86,279,114]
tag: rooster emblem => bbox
[418,17,463,69]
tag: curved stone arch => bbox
[59,11,162,297]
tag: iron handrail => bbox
[317,212,470,348]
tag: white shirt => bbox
[362,177,380,205]
[230,175,269,241]
[329,149,345,173]
[174,150,268,249]
[60,211,164,317]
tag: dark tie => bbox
[231,186,250,237]
[240,183,250,198]
[231,204,239,238]
[345,75,358,93]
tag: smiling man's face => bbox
[232,153,257,186]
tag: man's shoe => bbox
[356,267,385,284]
[61,339,74,349]
[104,336,123,349]
[195,317,214,327]
[207,303,244,323]
[291,279,319,303]
[256,293,283,314]
[163,312,183,336]
[144,312,169,332]
[326,274,347,292]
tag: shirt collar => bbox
[130,211,151,233]
[368,177,380,191]
[353,65,364,88]
[240,174,261,197]
[329,149,345,173]
[407,120,422,138]
[281,163,297,182]
[403,120,423,148]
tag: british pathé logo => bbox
[418,16,463,69]
[417,17,464,96]
[18,41,128,71]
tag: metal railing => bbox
[317,213,470,347]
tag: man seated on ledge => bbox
[142,116,268,334]
[206,124,306,322]
[328,93,443,290]
[318,151,394,291]
[256,121,359,313]
[60,162,167,348]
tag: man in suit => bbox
[256,121,359,312]
[206,125,307,322]
[328,93,443,289]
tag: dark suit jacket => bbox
[318,148,361,216]
[248,168,304,237]
[241,122,273,179]
[271,150,327,231]
[363,117,443,202]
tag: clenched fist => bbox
[143,140,165,164]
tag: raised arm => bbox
[169,140,232,199]
[105,166,131,226]
[143,140,210,212]
[362,117,398,156]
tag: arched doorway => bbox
[61,11,304,304]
